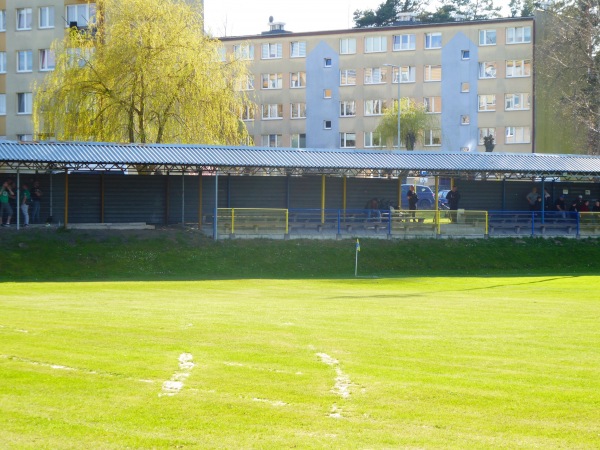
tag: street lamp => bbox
[383,63,401,150]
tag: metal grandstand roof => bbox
[1,141,599,179]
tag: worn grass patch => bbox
[1,277,599,448]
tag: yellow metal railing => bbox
[217,208,288,235]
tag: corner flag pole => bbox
[355,239,360,277]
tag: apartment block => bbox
[220,17,535,153]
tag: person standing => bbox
[21,183,31,227]
[446,186,461,222]
[0,180,14,226]
[526,187,538,211]
[30,180,42,224]
[407,185,418,222]
[555,194,567,218]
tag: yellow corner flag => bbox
[356,239,360,252]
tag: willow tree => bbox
[375,99,430,150]
[33,0,252,145]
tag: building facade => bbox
[220,17,535,153]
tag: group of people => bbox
[527,187,600,214]
[0,179,42,227]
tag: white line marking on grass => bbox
[159,353,195,397]
[316,353,352,419]
[16,329,29,333]
[252,398,288,407]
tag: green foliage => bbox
[33,0,252,145]
[375,99,431,150]
[353,0,426,27]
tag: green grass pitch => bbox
[2,276,599,448]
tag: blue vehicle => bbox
[400,184,435,210]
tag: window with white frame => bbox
[39,6,55,29]
[365,67,387,84]
[461,82,470,92]
[340,132,356,148]
[393,34,416,51]
[505,126,531,144]
[324,120,332,129]
[392,66,416,83]
[424,96,442,113]
[240,105,254,121]
[424,129,441,146]
[0,10,6,32]
[478,127,496,145]
[262,134,282,147]
[340,38,356,54]
[478,94,496,111]
[17,92,33,114]
[364,131,383,147]
[261,43,282,59]
[506,26,531,44]
[505,93,531,110]
[425,32,442,49]
[478,61,497,79]
[0,52,6,73]
[233,44,254,60]
[340,69,356,86]
[479,29,496,46]
[261,103,283,119]
[340,100,356,117]
[461,115,470,125]
[324,58,332,67]
[217,47,226,62]
[290,71,306,88]
[506,59,531,77]
[291,102,306,119]
[17,8,33,30]
[66,3,96,28]
[323,89,332,98]
[0,94,6,115]
[364,36,387,53]
[261,73,282,89]
[291,133,306,148]
[235,75,254,91]
[39,49,55,71]
[17,134,33,142]
[424,65,441,82]
[290,41,306,58]
[461,50,470,60]
[17,50,33,72]
[365,99,386,116]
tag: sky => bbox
[203,0,512,38]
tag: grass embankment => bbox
[2,228,600,281]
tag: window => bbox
[291,133,306,148]
[217,47,226,62]
[324,120,332,129]
[323,89,332,99]
[240,105,254,121]
[479,128,496,145]
[261,134,282,147]
[290,71,306,88]
[261,104,283,119]
[39,6,55,29]
[17,8,33,30]
[17,92,33,114]
[17,50,33,72]
[461,82,470,92]
[290,103,306,119]
[479,29,496,46]
[340,69,356,86]
[340,132,356,148]
[425,32,442,49]
[233,44,254,60]
[235,75,254,91]
[365,36,387,53]
[424,129,442,146]
[424,96,442,114]
[505,126,531,144]
[393,34,416,51]
[479,62,497,79]
[66,3,96,28]
[392,66,416,83]
[39,49,55,71]
[506,26,531,44]
[365,67,387,84]
[290,41,306,58]
[340,38,356,55]
[424,65,441,82]
[261,73,282,89]
[461,50,470,60]
[0,10,6,32]
[17,134,34,142]
[461,115,470,125]
[365,100,386,116]
[506,59,531,77]
[324,58,332,67]
[478,94,496,111]
[364,131,383,147]
[505,93,531,110]
[340,101,356,117]
[0,52,6,73]
[0,94,5,115]
[261,43,282,59]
